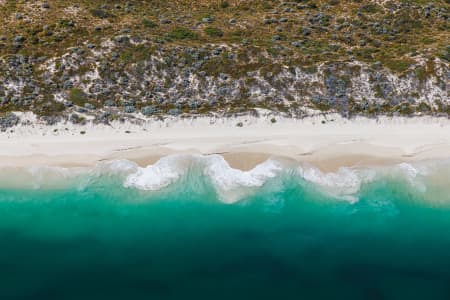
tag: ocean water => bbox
[1,155,450,300]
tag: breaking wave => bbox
[122,155,284,203]
[0,155,449,204]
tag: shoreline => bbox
[2,113,450,171]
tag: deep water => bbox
[1,163,450,300]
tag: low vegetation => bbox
[0,0,448,124]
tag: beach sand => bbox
[1,112,450,171]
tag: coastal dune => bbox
[1,113,450,171]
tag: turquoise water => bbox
[1,157,450,300]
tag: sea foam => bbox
[203,155,284,203]
[120,154,431,204]
[1,155,448,204]
[124,155,188,191]
[122,155,284,203]
[297,166,375,203]
[295,161,440,202]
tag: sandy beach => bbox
[1,112,450,171]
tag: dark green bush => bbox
[69,88,88,106]
[142,19,158,28]
[169,27,198,40]
[90,9,114,19]
[204,27,224,37]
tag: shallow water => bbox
[1,156,450,300]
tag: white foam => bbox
[296,161,441,202]
[204,155,282,190]
[394,163,427,192]
[95,159,139,176]
[397,163,419,178]
[110,156,443,203]
[123,155,188,191]
[203,155,283,203]
[297,165,375,203]
[0,155,284,200]
[2,155,448,204]
[121,154,284,203]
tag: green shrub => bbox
[360,4,381,14]
[204,27,224,37]
[37,101,65,116]
[59,19,74,27]
[439,46,450,62]
[142,19,158,28]
[262,1,273,9]
[168,27,198,40]
[69,88,88,106]
[383,59,413,73]
[417,102,431,112]
[90,9,114,19]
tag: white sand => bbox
[1,111,450,171]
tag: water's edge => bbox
[0,154,449,205]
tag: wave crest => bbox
[122,155,284,203]
[297,166,375,203]
[203,155,284,203]
[1,156,448,204]
[124,155,188,191]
